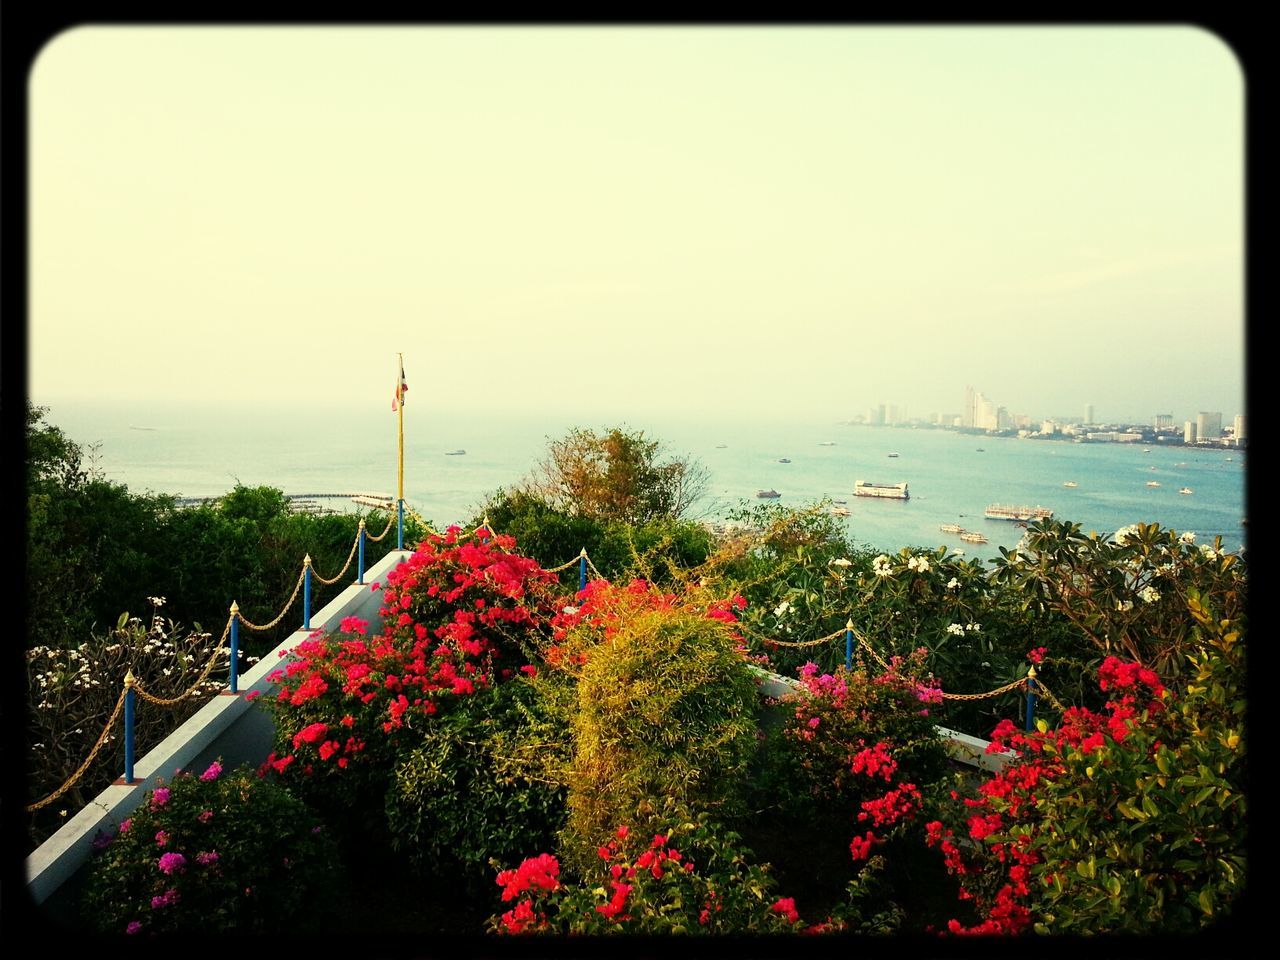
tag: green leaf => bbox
[1199,889,1215,916]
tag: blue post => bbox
[578,548,587,593]
[123,672,137,784]
[229,602,240,694]
[397,499,405,550]
[303,555,312,631]
[845,619,854,671]
[479,516,490,543]
[1025,665,1038,731]
[357,520,366,585]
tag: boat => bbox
[819,441,836,446]
[1063,481,1078,488]
[1179,487,1193,495]
[778,458,791,464]
[1146,480,1161,487]
[939,523,964,534]
[756,489,781,499]
[960,531,988,544]
[854,481,909,501]
[445,449,466,456]
[715,444,728,449]
[887,452,899,458]
[975,448,985,452]
[830,506,851,517]
[985,504,1053,522]
[833,499,848,505]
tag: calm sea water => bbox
[47,402,1249,559]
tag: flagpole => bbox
[397,351,405,550]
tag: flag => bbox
[392,356,408,411]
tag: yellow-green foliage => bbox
[561,598,758,875]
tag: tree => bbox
[521,426,709,524]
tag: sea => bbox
[46,402,1249,560]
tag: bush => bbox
[488,816,796,935]
[259,526,565,824]
[82,761,339,936]
[537,579,759,874]
[925,591,1246,935]
[385,678,568,884]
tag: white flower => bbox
[946,623,966,637]
[148,596,167,607]
[1139,585,1161,604]
[906,555,932,573]
[1116,600,1134,612]
[1179,531,1196,544]
[830,557,852,568]
[947,578,961,590]
[561,605,579,616]
[965,623,981,633]
[872,555,893,578]
[773,601,791,618]
[1113,524,1140,545]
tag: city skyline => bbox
[27,26,1244,423]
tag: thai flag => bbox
[392,356,408,411]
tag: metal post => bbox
[397,499,405,550]
[229,602,240,694]
[303,555,312,631]
[123,671,137,784]
[357,519,366,584]
[845,619,854,671]
[579,548,588,593]
[1025,665,1038,731]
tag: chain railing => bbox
[29,504,1084,815]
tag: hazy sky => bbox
[28,25,1244,424]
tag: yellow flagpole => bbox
[397,352,405,503]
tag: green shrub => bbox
[547,580,759,874]
[385,678,568,884]
[82,761,339,936]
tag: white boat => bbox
[445,449,466,456]
[855,480,909,500]
[756,489,781,499]
[351,494,395,510]
[778,458,792,464]
[959,531,988,544]
[939,523,964,534]
[819,441,836,446]
[985,504,1052,522]
[1063,481,1078,488]
[1179,487,1193,495]
[1146,481,1161,487]
[887,452,900,458]
[831,506,851,516]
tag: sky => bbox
[27,25,1245,425]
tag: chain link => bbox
[311,533,360,586]
[237,567,307,631]
[133,619,232,706]
[364,511,398,543]
[1031,677,1069,714]
[586,554,607,581]
[738,621,846,649]
[25,688,128,812]
[544,555,584,574]
[852,624,1027,702]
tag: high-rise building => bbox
[1233,414,1246,444]
[1196,412,1223,440]
[1184,421,1198,444]
[1041,419,1057,435]
[1154,413,1174,430]
[962,387,976,428]
[869,404,886,426]
[1084,404,1095,425]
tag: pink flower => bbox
[771,897,801,924]
[150,888,180,909]
[196,851,219,866]
[1028,647,1047,665]
[200,761,223,782]
[158,852,187,875]
[155,830,170,848]
[151,787,170,807]
[244,690,262,702]
[118,818,131,834]
[126,921,143,934]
